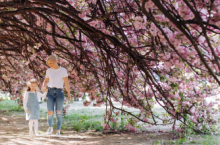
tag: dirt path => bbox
[0,110,174,145]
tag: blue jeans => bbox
[46,88,64,130]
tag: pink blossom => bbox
[125,124,137,132]
[102,124,110,130]
[110,118,117,123]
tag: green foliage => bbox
[170,82,178,90]
[167,135,188,144]
[10,105,24,111]
[108,113,140,131]
[119,115,125,130]
[0,100,24,112]
[181,116,195,137]
[163,115,220,145]
[154,140,164,145]
[63,113,102,120]
[181,114,219,136]
[160,75,166,82]
[62,112,103,132]
[166,134,219,145]
[70,120,103,132]
[196,135,219,145]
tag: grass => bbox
[190,134,219,145]
[62,112,104,132]
[0,100,24,112]
[70,120,103,132]
[63,112,103,120]
[154,134,220,145]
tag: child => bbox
[23,78,47,137]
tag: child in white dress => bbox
[23,79,47,137]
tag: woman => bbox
[42,55,71,137]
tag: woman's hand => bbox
[68,93,71,100]
[64,77,71,100]
[43,87,48,92]
[25,110,29,113]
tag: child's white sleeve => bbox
[37,91,47,102]
[23,92,28,111]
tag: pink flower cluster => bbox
[125,124,137,132]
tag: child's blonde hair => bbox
[22,78,40,99]
[26,78,39,91]
[46,55,57,65]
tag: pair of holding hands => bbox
[42,87,48,92]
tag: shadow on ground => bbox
[0,110,173,145]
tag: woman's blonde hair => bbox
[46,55,57,66]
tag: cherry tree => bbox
[0,0,220,133]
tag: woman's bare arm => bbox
[64,77,71,100]
[42,78,49,92]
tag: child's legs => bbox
[29,120,34,132]
[33,120,38,133]
[55,90,64,130]
[47,93,55,127]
